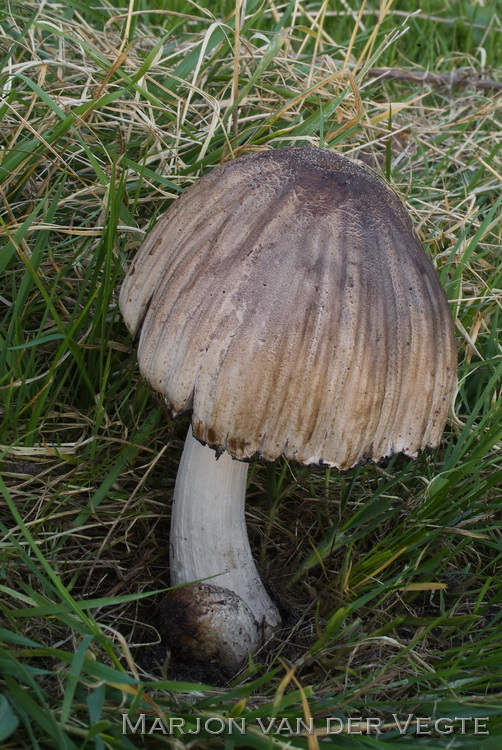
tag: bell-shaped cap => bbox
[120,147,457,470]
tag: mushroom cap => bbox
[120,146,457,470]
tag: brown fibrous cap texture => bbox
[120,146,457,469]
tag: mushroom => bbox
[119,146,457,674]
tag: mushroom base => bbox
[159,582,261,675]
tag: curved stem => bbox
[170,428,281,639]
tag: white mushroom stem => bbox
[170,428,281,647]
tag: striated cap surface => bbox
[120,147,457,469]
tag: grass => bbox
[0,0,501,747]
